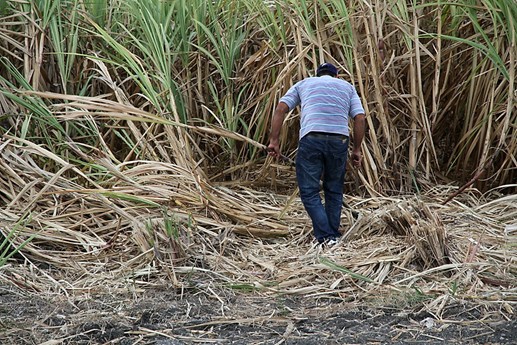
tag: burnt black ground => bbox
[1,284,515,345]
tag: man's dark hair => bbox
[316,63,338,77]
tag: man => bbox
[267,62,366,245]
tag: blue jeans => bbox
[296,134,349,243]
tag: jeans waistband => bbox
[306,132,348,140]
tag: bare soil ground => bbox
[1,282,515,345]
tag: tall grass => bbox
[0,0,515,194]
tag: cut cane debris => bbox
[0,139,515,318]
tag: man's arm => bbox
[351,114,366,167]
[267,102,290,158]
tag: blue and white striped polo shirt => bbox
[279,75,365,138]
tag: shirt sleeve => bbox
[349,88,365,118]
[279,83,301,111]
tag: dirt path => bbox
[1,284,515,344]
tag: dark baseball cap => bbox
[316,63,338,76]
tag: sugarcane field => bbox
[0,0,516,344]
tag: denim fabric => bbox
[296,134,349,243]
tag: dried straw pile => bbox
[0,137,515,316]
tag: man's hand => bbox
[266,140,295,165]
[267,142,280,158]
[351,147,362,167]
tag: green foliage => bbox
[409,284,435,304]
[0,214,36,268]
[163,208,179,239]
[0,58,66,143]
[0,0,9,15]
[320,257,376,283]
[100,191,161,207]
[0,0,515,190]
[84,0,107,27]
[449,280,459,296]
[244,0,287,48]
[227,283,259,292]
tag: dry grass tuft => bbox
[378,199,449,268]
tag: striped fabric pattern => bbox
[279,75,364,138]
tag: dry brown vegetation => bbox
[0,0,516,343]
[1,133,516,293]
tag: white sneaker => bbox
[326,239,338,247]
